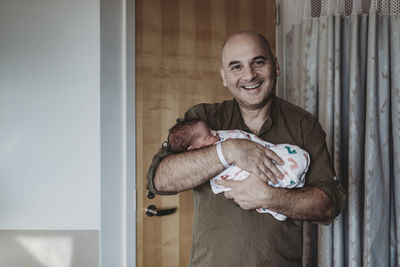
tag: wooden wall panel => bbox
[136,1,275,266]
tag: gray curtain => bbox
[284,0,400,266]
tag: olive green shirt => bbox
[147,96,346,267]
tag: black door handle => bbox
[147,191,155,199]
[145,205,177,217]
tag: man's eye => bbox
[231,65,241,71]
[254,60,265,66]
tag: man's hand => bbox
[215,173,335,221]
[223,139,284,184]
[215,174,271,210]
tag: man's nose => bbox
[243,66,257,81]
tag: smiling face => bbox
[220,32,280,110]
[188,121,219,150]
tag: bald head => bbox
[221,31,274,63]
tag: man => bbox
[147,31,346,266]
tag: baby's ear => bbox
[187,145,197,151]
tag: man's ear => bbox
[274,56,281,77]
[220,68,227,87]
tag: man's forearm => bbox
[215,175,335,221]
[154,145,225,192]
[263,186,334,221]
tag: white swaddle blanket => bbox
[210,130,310,221]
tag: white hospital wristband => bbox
[216,142,230,168]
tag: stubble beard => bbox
[237,92,274,110]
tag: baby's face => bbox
[193,121,219,148]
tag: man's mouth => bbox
[241,81,263,90]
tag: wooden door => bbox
[136,0,276,266]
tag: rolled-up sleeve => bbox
[146,141,178,195]
[303,119,347,224]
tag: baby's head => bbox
[168,118,219,153]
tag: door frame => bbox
[100,0,136,266]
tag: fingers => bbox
[265,149,284,165]
[265,169,279,184]
[254,167,267,182]
[264,160,284,181]
[214,178,229,186]
[254,166,276,184]
[217,175,270,210]
[224,190,234,199]
[214,179,235,198]
[253,156,283,183]
[245,161,281,184]
[264,150,284,180]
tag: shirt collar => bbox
[231,95,276,136]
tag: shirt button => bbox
[162,141,168,147]
[333,176,337,181]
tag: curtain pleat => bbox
[332,15,346,267]
[348,14,368,267]
[317,15,335,267]
[363,14,392,266]
[389,15,400,267]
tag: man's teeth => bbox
[242,82,262,89]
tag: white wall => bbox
[100,0,136,266]
[0,0,135,266]
[0,0,100,230]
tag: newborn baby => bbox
[168,118,310,221]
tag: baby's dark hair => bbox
[168,118,203,153]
